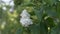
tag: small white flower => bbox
[20,18,33,27]
[9,6,14,12]
[2,6,6,10]
[20,9,30,18]
[9,1,14,6]
[20,9,33,27]
[2,0,10,5]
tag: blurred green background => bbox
[0,0,60,34]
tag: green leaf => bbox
[57,2,60,19]
[45,6,57,18]
[34,5,44,22]
[15,28,23,34]
[51,27,60,34]
[44,0,58,5]
[40,20,48,34]
[29,24,40,34]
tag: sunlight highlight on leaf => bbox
[1,22,6,29]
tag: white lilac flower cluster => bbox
[2,0,14,12]
[20,9,33,27]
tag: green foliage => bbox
[0,0,60,34]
